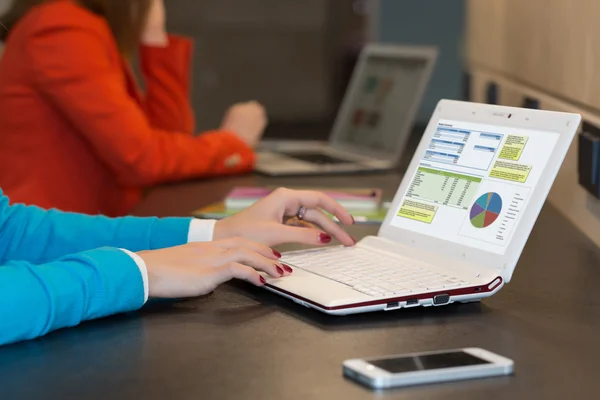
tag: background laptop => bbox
[263,100,581,315]
[256,44,438,176]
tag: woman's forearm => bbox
[0,248,145,346]
[0,190,192,264]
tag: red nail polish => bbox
[318,233,332,243]
[273,249,282,258]
[260,276,267,284]
[283,264,293,273]
[276,266,284,275]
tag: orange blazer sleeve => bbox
[25,21,254,187]
[139,35,196,134]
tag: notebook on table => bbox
[193,201,391,225]
[224,186,382,211]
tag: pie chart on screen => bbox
[470,192,502,228]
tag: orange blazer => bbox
[0,0,255,216]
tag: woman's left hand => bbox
[141,0,168,46]
[213,188,356,247]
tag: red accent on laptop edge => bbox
[265,277,503,311]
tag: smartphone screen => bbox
[369,351,491,373]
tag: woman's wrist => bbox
[213,220,230,241]
[141,30,169,47]
[213,219,244,242]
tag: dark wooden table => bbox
[1,171,600,399]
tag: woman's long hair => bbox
[0,0,152,57]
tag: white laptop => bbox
[264,100,581,315]
[256,44,438,176]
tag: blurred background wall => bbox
[161,0,466,137]
[160,0,360,139]
[376,0,465,125]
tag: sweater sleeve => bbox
[139,34,195,134]
[0,190,191,265]
[25,23,255,187]
[0,247,145,346]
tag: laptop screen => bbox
[389,119,559,255]
[335,55,430,155]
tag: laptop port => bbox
[433,294,450,305]
[405,299,419,307]
[385,301,400,310]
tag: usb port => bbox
[406,299,419,306]
[386,301,399,309]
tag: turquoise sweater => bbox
[0,190,192,346]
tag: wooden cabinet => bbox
[466,0,600,112]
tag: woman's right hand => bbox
[220,101,267,147]
[137,237,291,298]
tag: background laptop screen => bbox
[389,119,559,255]
[335,55,430,155]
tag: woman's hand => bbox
[138,237,292,298]
[220,101,267,147]
[214,188,356,247]
[141,0,168,46]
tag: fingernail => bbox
[260,276,267,285]
[283,264,293,273]
[318,233,332,243]
[352,237,357,245]
[351,215,356,224]
[276,265,284,276]
[273,249,282,258]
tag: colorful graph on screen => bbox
[470,192,502,228]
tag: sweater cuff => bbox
[119,249,149,304]
[139,34,192,78]
[188,219,216,242]
[212,130,257,171]
[139,34,192,55]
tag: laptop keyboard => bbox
[282,152,352,165]
[282,247,469,297]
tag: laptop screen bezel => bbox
[328,44,438,162]
[378,99,581,282]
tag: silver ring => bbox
[297,206,307,221]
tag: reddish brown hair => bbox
[0,0,152,57]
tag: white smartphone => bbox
[343,348,514,389]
